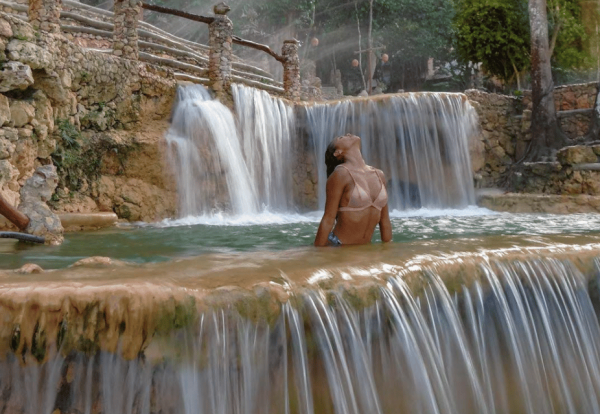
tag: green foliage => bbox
[51,119,138,202]
[548,0,590,68]
[51,119,92,192]
[454,0,530,83]
[85,0,592,91]
[454,0,592,86]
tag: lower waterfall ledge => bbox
[477,192,600,213]
[1,236,600,362]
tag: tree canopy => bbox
[454,0,530,83]
[453,0,591,86]
[83,0,596,91]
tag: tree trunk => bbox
[354,0,367,91]
[585,83,600,140]
[526,0,567,161]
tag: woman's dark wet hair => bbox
[325,137,344,178]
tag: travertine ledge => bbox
[478,193,600,214]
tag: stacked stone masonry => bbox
[521,82,598,112]
[282,39,301,101]
[208,13,233,104]
[467,82,599,188]
[0,11,177,230]
[515,145,600,196]
[28,0,61,33]
[112,0,141,59]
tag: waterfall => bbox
[232,84,295,212]
[165,85,295,217]
[304,93,478,210]
[166,86,478,217]
[3,256,600,413]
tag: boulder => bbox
[0,17,13,38]
[15,263,44,274]
[0,138,16,160]
[18,165,64,245]
[33,71,70,104]
[0,62,34,92]
[0,94,10,126]
[557,145,597,166]
[6,39,52,70]
[0,159,19,189]
[9,101,35,128]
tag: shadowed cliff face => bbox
[0,235,599,413]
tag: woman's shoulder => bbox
[368,165,386,177]
[328,164,352,181]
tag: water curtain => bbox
[304,94,478,210]
[3,257,600,413]
[166,86,477,216]
[165,85,295,217]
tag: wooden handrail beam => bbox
[141,3,286,63]
[232,36,286,63]
[0,193,29,230]
[141,3,214,24]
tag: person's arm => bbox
[379,203,392,242]
[377,170,392,242]
[314,169,347,246]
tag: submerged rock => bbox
[15,263,44,274]
[71,256,126,267]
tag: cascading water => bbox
[3,253,600,414]
[232,84,296,212]
[166,86,478,217]
[303,94,478,210]
[165,85,295,217]
[166,86,257,216]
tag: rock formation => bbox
[18,164,64,245]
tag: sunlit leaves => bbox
[454,0,530,82]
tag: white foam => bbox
[156,211,322,227]
[152,206,495,228]
[389,206,497,218]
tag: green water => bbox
[2,209,600,270]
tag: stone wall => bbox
[464,89,523,188]
[466,83,599,188]
[0,12,178,230]
[521,82,598,112]
[515,145,600,196]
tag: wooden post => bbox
[0,193,29,230]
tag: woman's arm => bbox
[379,203,392,242]
[377,170,392,242]
[314,170,347,246]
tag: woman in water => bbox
[314,133,392,246]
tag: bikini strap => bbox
[336,164,356,182]
[371,167,385,185]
